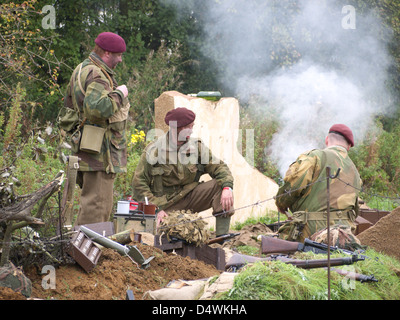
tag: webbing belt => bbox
[61,156,79,227]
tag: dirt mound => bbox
[227,222,274,248]
[16,243,220,300]
[0,224,269,300]
[0,287,27,300]
[358,207,400,261]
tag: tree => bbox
[0,0,63,126]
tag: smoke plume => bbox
[165,0,394,176]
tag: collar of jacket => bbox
[89,52,116,76]
[326,145,348,153]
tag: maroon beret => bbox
[165,108,196,128]
[95,32,126,53]
[329,124,354,147]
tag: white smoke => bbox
[164,0,394,176]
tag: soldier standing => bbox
[275,124,362,242]
[63,32,130,225]
[132,107,234,236]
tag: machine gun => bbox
[261,236,367,258]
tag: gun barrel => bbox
[207,232,240,245]
[330,268,378,283]
[275,256,357,269]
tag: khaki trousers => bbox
[164,179,232,236]
[76,171,116,225]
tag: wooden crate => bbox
[154,235,226,271]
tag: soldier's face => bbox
[176,122,194,145]
[104,52,123,69]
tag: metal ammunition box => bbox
[67,230,102,272]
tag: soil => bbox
[1,210,398,301]
[20,243,221,300]
[0,222,272,301]
[357,206,400,261]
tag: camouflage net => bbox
[159,210,210,247]
[310,224,365,251]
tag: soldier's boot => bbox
[215,215,231,236]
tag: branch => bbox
[0,171,64,223]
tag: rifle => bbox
[207,232,240,245]
[261,236,367,258]
[225,253,376,282]
[225,253,364,271]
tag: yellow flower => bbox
[129,129,146,146]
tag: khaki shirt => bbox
[132,132,234,209]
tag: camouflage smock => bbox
[275,146,362,214]
[132,132,234,210]
[63,52,129,173]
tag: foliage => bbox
[349,119,400,197]
[2,83,25,152]
[1,84,26,208]
[232,214,277,231]
[1,0,400,225]
[126,41,185,131]
[238,98,281,184]
[113,128,149,201]
[0,0,63,125]
[218,249,400,300]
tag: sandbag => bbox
[199,272,238,300]
[143,279,207,300]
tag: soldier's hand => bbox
[116,85,128,98]
[221,188,234,212]
[277,206,293,220]
[156,210,168,229]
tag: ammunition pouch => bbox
[79,124,106,154]
[278,211,307,241]
[278,210,355,242]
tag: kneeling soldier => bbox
[132,107,234,236]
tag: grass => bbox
[232,212,278,231]
[217,250,400,300]
[219,210,400,300]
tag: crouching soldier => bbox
[132,107,234,236]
